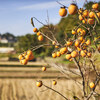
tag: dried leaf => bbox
[31,18,34,27]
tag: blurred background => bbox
[0,0,100,100]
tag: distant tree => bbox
[16,34,46,56]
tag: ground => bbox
[0,61,99,100]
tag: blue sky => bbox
[0,0,99,36]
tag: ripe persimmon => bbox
[79,15,83,21]
[69,58,72,61]
[29,54,34,60]
[25,55,30,60]
[87,52,92,57]
[27,50,32,56]
[59,7,67,17]
[55,45,59,48]
[88,18,94,25]
[42,67,46,71]
[89,82,95,89]
[66,41,73,46]
[52,41,56,45]
[78,36,83,42]
[66,54,72,60]
[38,35,43,41]
[36,81,42,87]
[21,59,28,65]
[86,39,91,45]
[83,10,89,17]
[80,50,86,57]
[72,30,77,35]
[71,51,78,58]
[82,18,87,24]
[57,51,61,57]
[18,54,23,60]
[68,4,78,15]
[97,12,100,18]
[75,40,80,47]
[80,30,86,36]
[89,12,95,18]
[33,28,38,32]
[81,39,85,44]
[52,80,57,85]
[22,52,27,57]
[77,47,81,52]
[92,3,99,10]
[77,28,82,33]
[60,47,68,55]
[52,52,57,58]
[78,8,83,14]
[37,31,41,36]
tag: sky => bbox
[0,0,99,36]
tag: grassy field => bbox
[0,61,99,100]
[0,79,83,100]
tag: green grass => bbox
[57,60,74,64]
[0,53,18,58]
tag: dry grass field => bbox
[0,79,83,100]
[0,61,99,100]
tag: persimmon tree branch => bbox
[56,1,68,8]
[31,16,62,46]
[86,77,100,100]
[30,44,53,51]
[47,62,82,90]
[73,58,86,97]
[43,84,69,100]
[89,59,99,76]
[31,17,47,27]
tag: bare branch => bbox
[30,44,53,51]
[31,17,47,27]
[43,84,69,100]
[73,58,86,97]
[56,1,67,8]
[89,59,99,76]
[86,77,100,100]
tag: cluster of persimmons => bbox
[18,50,34,65]
[18,2,100,90]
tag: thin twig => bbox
[31,17,47,26]
[30,44,52,51]
[86,77,100,100]
[43,84,68,100]
[40,31,54,42]
[56,1,67,8]
[48,62,82,88]
[89,59,99,76]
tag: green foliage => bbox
[84,1,100,10]
[56,14,78,43]
[16,1,100,57]
[16,34,37,52]
[16,33,47,56]
[0,43,9,47]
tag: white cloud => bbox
[17,0,71,11]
